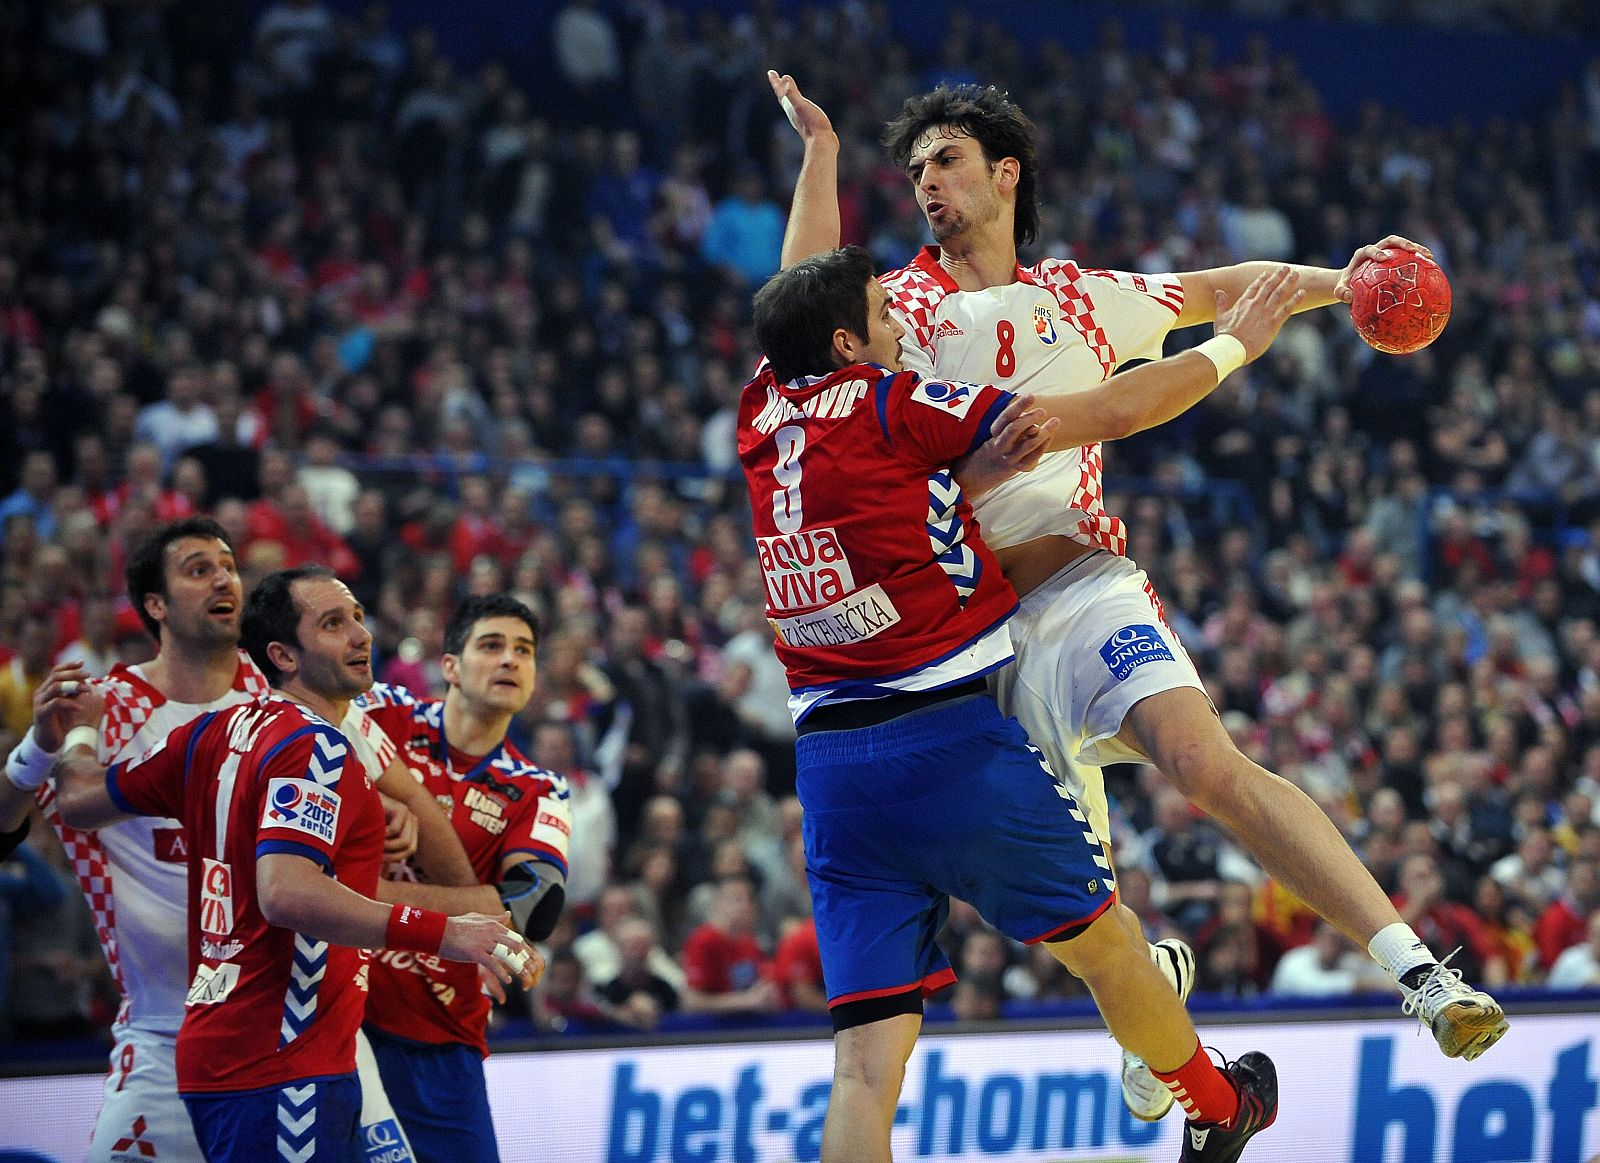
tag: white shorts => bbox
[89,1026,204,1163]
[356,1028,417,1162]
[991,551,1208,844]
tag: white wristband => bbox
[62,725,100,757]
[5,734,56,792]
[1193,334,1249,382]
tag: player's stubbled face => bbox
[449,614,537,715]
[905,126,1002,242]
[159,536,242,648]
[289,576,373,699]
[858,279,906,371]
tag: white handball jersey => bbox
[33,651,271,1036]
[881,247,1184,554]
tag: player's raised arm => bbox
[1029,266,1305,448]
[1173,235,1431,327]
[769,71,841,268]
[944,266,1302,495]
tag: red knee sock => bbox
[1150,1039,1240,1127]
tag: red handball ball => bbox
[1348,250,1452,355]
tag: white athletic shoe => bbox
[1399,954,1509,1061]
[1121,938,1198,1122]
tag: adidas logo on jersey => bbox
[933,319,965,339]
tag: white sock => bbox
[1368,922,1436,986]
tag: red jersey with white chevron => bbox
[355,682,572,1053]
[32,651,270,1037]
[738,359,1018,721]
[105,699,384,1093]
[881,247,1183,554]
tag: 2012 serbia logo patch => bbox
[1099,624,1175,681]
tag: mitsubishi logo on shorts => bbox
[111,1114,157,1158]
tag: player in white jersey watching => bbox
[769,72,1507,1124]
[3,517,482,1163]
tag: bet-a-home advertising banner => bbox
[3,1011,1598,1162]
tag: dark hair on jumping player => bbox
[124,516,234,641]
[443,593,542,657]
[241,565,336,685]
[883,84,1040,249]
[752,245,878,384]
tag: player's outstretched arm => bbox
[1173,236,1430,327]
[1035,266,1304,447]
[769,71,841,268]
[375,754,479,886]
[951,393,1058,500]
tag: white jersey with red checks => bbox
[355,682,572,1053]
[738,358,1019,720]
[32,651,270,1037]
[105,698,385,1094]
[881,247,1183,554]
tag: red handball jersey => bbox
[355,683,572,1053]
[737,359,1018,718]
[106,698,384,1094]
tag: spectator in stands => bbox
[534,721,615,912]
[1194,880,1283,994]
[53,592,117,678]
[680,875,777,1016]
[0,610,54,738]
[533,949,607,1033]
[7,834,107,1039]
[0,454,57,548]
[699,169,784,287]
[0,837,67,1039]
[1134,787,1233,932]
[1547,911,1600,988]
[1269,920,1388,996]
[596,916,680,1029]
[1534,857,1600,971]
[134,363,218,471]
[1394,854,1502,986]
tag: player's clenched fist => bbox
[31,661,103,751]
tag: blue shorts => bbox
[365,1028,498,1163]
[184,1073,360,1163]
[798,693,1116,1008]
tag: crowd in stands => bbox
[2,0,1600,1045]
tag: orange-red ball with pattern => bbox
[1348,250,1452,355]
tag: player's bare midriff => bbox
[993,534,1098,598]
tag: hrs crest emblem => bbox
[1033,303,1058,345]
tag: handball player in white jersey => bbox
[769,71,1507,1116]
[3,517,481,1162]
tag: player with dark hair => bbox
[741,245,1298,1161]
[2,517,271,1162]
[49,566,534,1163]
[354,592,572,1163]
[771,74,1507,1133]
[5,518,486,1163]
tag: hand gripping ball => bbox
[1348,250,1451,355]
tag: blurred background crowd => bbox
[2,0,1600,1049]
